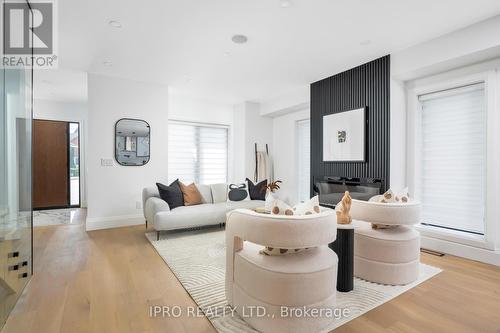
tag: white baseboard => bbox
[421,235,500,266]
[86,214,145,231]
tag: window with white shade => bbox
[418,83,486,235]
[168,121,228,184]
[297,119,311,202]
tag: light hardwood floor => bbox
[3,215,500,333]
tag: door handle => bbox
[18,272,28,279]
[8,264,19,271]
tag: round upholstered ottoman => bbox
[353,221,420,285]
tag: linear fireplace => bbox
[313,177,383,208]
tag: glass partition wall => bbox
[0,19,34,328]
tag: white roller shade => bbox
[418,83,486,234]
[297,119,311,202]
[168,121,228,184]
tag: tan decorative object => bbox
[179,182,203,206]
[254,207,268,214]
[264,180,282,193]
[336,191,352,224]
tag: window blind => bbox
[168,121,228,185]
[418,83,486,234]
[297,119,311,202]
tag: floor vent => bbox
[421,248,445,257]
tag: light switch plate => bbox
[101,158,114,167]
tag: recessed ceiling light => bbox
[103,60,113,67]
[280,0,292,8]
[360,40,372,46]
[108,20,122,28]
[231,34,248,44]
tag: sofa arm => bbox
[144,197,170,224]
[142,187,160,217]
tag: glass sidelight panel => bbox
[69,123,80,206]
[0,0,34,324]
[0,68,33,327]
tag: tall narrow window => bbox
[69,123,80,206]
[297,119,311,202]
[168,121,228,184]
[418,83,486,235]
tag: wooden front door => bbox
[33,120,69,209]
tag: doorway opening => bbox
[33,120,81,210]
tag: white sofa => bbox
[142,183,264,240]
[225,209,338,333]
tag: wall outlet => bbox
[136,201,142,209]
[101,158,114,167]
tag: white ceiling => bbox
[51,0,500,104]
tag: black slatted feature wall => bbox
[310,55,390,193]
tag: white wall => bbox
[392,15,500,81]
[34,99,89,206]
[34,99,87,121]
[233,102,274,182]
[389,78,406,190]
[233,103,246,182]
[86,74,169,230]
[260,86,309,117]
[244,102,274,180]
[272,109,310,204]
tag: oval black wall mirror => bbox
[115,118,150,166]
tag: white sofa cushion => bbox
[211,183,228,203]
[153,203,227,230]
[227,200,264,211]
[234,242,338,306]
[196,184,213,204]
[151,200,265,231]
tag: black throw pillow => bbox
[246,178,267,200]
[156,180,184,209]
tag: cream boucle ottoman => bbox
[353,221,420,285]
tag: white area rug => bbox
[146,228,441,332]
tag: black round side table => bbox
[328,224,354,292]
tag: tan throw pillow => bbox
[179,182,203,206]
